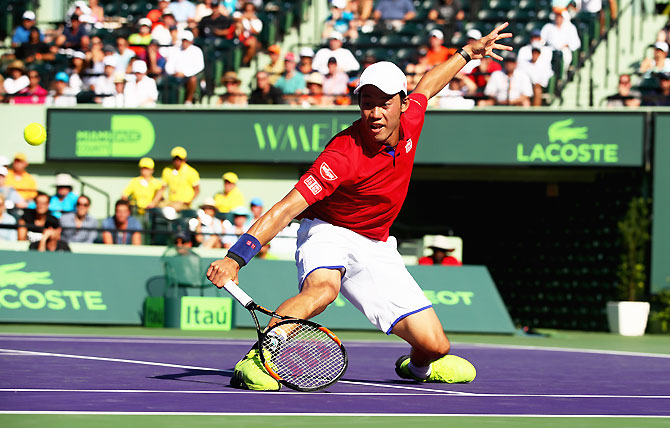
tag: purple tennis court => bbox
[1,334,669,417]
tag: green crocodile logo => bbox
[548,119,589,143]
[0,262,53,289]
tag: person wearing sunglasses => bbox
[60,195,98,243]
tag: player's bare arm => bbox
[413,22,513,100]
[207,188,308,288]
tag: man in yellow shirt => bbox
[122,157,162,214]
[214,171,245,213]
[5,153,37,203]
[153,146,200,211]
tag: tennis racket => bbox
[223,280,348,392]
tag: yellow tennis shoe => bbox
[231,348,281,391]
[395,354,476,383]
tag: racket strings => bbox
[262,322,346,390]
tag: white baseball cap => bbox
[0,156,10,166]
[353,61,407,96]
[180,30,194,42]
[655,41,669,53]
[466,29,482,40]
[299,47,315,57]
[332,0,347,9]
[329,31,344,41]
[103,55,117,67]
[429,29,444,40]
[0,166,7,176]
[138,17,153,27]
[132,60,147,74]
[22,11,36,20]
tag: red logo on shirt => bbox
[319,162,338,181]
[304,175,322,195]
[405,138,413,153]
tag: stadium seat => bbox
[162,246,216,298]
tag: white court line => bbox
[1,333,670,358]
[1,388,668,400]
[0,411,669,418]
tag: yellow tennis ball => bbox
[24,123,47,146]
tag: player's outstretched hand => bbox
[468,22,513,61]
[207,257,240,288]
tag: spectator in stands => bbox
[606,73,641,107]
[0,194,18,241]
[519,45,555,106]
[13,70,48,105]
[428,0,465,40]
[483,54,533,106]
[62,14,90,51]
[219,71,248,105]
[323,0,357,41]
[349,53,377,92]
[197,1,231,39]
[373,0,416,28]
[301,72,328,106]
[518,30,553,69]
[15,27,52,63]
[323,57,349,96]
[5,153,37,203]
[468,55,502,91]
[46,72,77,107]
[214,172,245,213]
[68,0,98,25]
[18,192,59,243]
[418,235,462,266]
[249,197,263,226]
[154,146,200,210]
[174,228,194,251]
[406,49,430,91]
[426,29,454,67]
[235,3,263,65]
[49,173,79,219]
[87,0,105,23]
[460,29,483,74]
[642,72,670,106]
[165,31,204,104]
[128,18,154,56]
[194,197,224,248]
[434,74,476,108]
[312,32,360,75]
[148,0,172,24]
[102,199,142,245]
[639,41,670,84]
[3,60,29,97]
[12,11,41,48]
[112,37,136,74]
[0,166,26,209]
[140,40,167,77]
[264,45,285,85]
[298,47,315,75]
[222,207,251,248]
[60,195,98,244]
[152,12,177,46]
[275,52,306,95]
[29,221,70,252]
[249,71,283,104]
[92,56,117,103]
[101,72,128,107]
[66,51,87,94]
[541,8,581,74]
[195,0,227,22]
[122,157,163,215]
[125,60,158,107]
[170,0,197,26]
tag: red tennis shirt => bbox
[294,93,428,241]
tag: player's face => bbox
[359,86,409,146]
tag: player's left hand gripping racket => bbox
[223,280,348,392]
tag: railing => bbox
[64,172,112,217]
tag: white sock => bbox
[408,361,432,379]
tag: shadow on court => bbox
[150,369,234,387]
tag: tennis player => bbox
[208,23,513,391]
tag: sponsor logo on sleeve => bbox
[319,162,338,181]
[304,175,323,196]
[405,138,413,153]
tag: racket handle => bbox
[223,280,254,308]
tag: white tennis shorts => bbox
[295,218,432,334]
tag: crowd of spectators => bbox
[0,0,603,108]
[0,147,296,255]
